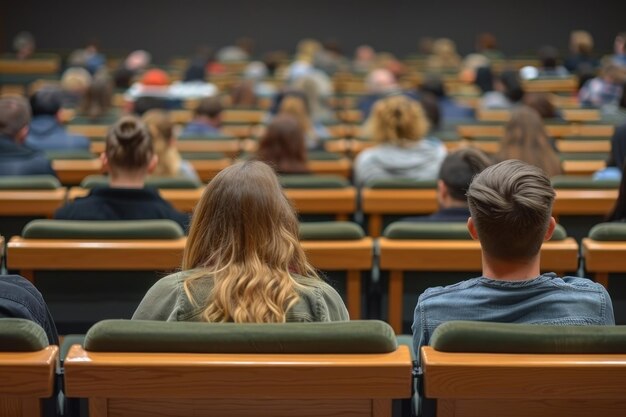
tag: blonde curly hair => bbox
[366,95,430,145]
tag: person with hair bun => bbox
[353,95,447,186]
[133,160,348,323]
[54,116,189,230]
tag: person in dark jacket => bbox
[0,95,56,176]
[0,275,59,345]
[402,147,492,222]
[25,88,90,151]
[55,116,189,231]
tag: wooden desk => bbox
[188,158,232,181]
[478,109,601,123]
[52,159,102,185]
[522,77,578,93]
[0,346,58,417]
[361,189,438,237]
[458,124,614,139]
[421,346,626,417]
[0,189,67,218]
[553,189,617,216]
[379,238,580,333]
[562,160,606,176]
[68,187,357,219]
[65,344,411,417]
[582,238,626,288]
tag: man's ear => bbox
[467,217,479,240]
[437,179,448,203]
[99,153,109,174]
[544,216,557,241]
[16,125,29,143]
[146,154,158,174]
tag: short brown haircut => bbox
[194,97,223,119]
[467,160,555,261]
[0,95,31,138]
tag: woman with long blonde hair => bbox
[497,106,563,177]
[133,160,349,323]
[142,109,199,181]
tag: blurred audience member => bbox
[420,76,474,121]
[26,88,90,151]
[68,40,106,74]
[13,31,35,60]
[579,63,625,109]
[0,95,55,176]
[60,67,92,108]
[256,114,309,175]
[480,70,525,109]
[352,45,376,74]
[564,31,599,75]
[180,97,223,137]
[426,38,461,71]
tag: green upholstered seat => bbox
[279,175,349,189]
[551,175,619,189]
[383,221,568,241]
[84,319,397,353]
[589,223,626,241]
[559,152,609,161]
[366,178,437,189]
[308,151,343,161]
[80,175,201,189]
[431,321,626,354]
[179,152,227,160]
[0,175,61,190]
[45,150,95,160]
[0,318,48,351]
[299,221,365,240]
[21,219,184,239]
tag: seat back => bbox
[64,320,411,417]
[80,175,202,189]
[422,321,626,417]
[0,318,57,417]
[21,219,184,240]
[583,223,626,289]
[0,175,60,190]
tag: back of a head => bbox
[105,116,153,174]
[194,96,223,119]
[30,88,62,117]
[278,94,312,132]
[61,67,92,93]
[0,95,31,139]
[258,114,308,174]
[81,75,113,119]
[524,93,557,119]
[368,95,429,144]
[420,76,446,98]
[570,30,594,55]
[366,68,396,94]
[419,92,441,131]
[476,32,498,52]
[474,66,495,93]
[182,160,316,323]
[142,109,180,176]
[500,70,524,103]
[125,50,151,71]
[500,106,562,177]
[467,160,555,261]
[538,46,560,69]
[440,147,492,202]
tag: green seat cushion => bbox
[45,150,95,160]
[180,152,227,160]
[308,151,342,161]
[589,223,626,241]
[431,321,626,354]
[85,320,397,354]
[551,175,619,189]
[299,222,365,240]
[22,219,184,239]
[559,153,609,161]
[280,175,349,189]
[0,175,61,190]
[366,179,437,189]
[384,222,568,241]
[81,175,202,189]
[0,319,48,351]
[384,222,471,239]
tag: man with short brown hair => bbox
[0,95,55,176]
[412,160,614,359]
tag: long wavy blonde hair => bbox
[182,160,319,323]
[367,95,430,145]
[142,109,181,176]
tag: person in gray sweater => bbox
[354,95,447,186]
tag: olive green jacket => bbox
[132,270,349,322]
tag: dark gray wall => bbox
[3,0,626,62]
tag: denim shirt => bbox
[411,273,615,361]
